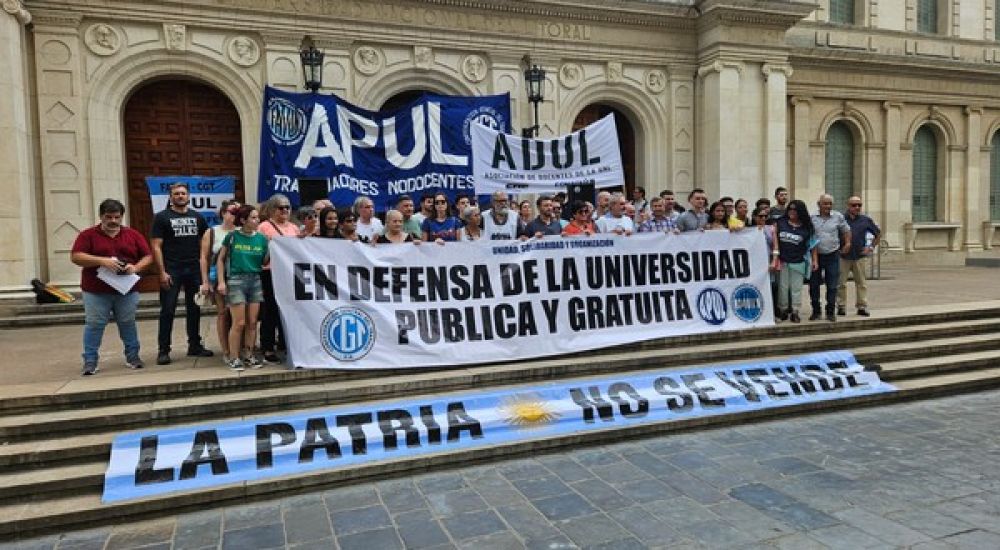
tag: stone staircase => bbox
[2,303,1000,540]
[0,295,214,328]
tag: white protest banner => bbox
[471,114,624,194]
[269,231,774,370]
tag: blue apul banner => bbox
[146,176,236,227]
[102,351,894,503]
[258,87,511,210]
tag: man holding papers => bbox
[70,199,152,375]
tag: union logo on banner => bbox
[321,307,376,361]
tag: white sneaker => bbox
[226,357,245,372]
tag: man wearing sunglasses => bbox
[837,196,880,317]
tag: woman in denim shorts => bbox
[216,205,269,371]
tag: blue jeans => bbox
[82,291,141,365]
[809,251,840,315]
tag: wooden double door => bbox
[123,79,244,289]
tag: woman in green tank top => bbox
[216,205,269,371]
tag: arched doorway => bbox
[573,105,636,196]
[381,90,429,112]
[123,79,244,238]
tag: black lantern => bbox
[523,64,546,137]
[300,45,324,93]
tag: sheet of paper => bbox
[97,266,140,295]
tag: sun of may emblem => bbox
[500,394,560,429]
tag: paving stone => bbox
[395,515,451,549]
[605,505,685,545]
[105,520,175,550]
[581,537,647,550]
[323,484,380,512]
[286,537,338,550]
[675,518,760,547]
[532,492,599,521]
[830,506,931,546]
[611,478,678,503]
[770,504,840,530]
[759,456,824,476]
[426,488,489,516]
[378,479,428,515]
[3,536,59,550]
[440,509,508,540]
[173,511,222,550]
[885,507,977,538]
[621,451,681,478]
[455,530,524,550]
[555,513,632,547]
[523,535,579,550]
[282,499,333,545]
[572,449,622,468]
[661,471,728,504]
[220,523,285,550]
[589,462,650,484]
[416,472,469,494]
[729,483,799,511]
[643,496,714,528]
[706,500,796,541]
[537,456,594,483]
[53,529,111,550]
[663,450,718,471]
[337,526,402,550]
[570,478,632,508]
[223,503,282,531]
[496,505,564,542]
[511,475,574,500]
[806,524,889,549]
[497,459,552,481]
[329,504,392,537]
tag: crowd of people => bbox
[69,182,881,375]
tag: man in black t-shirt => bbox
[519,195,562,238]
[151,182,212,365]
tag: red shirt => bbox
[71,225,152,293]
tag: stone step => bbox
[4,314,999,418]
[4,322,1000,442]
[0,461,104,501]
[2,338,999,503]
[3,364,1000,540]
[0,303,217,329]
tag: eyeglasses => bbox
[277,205,291,210]
[849,203,862,207]
[435,200,448,205]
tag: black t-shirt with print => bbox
[151,208,208,270]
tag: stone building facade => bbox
[1,0,999,291]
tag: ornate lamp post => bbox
[300,45,324,93]
[523,64,545,137]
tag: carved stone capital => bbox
[882,101,904,112]
[789,96,812,107]
[761,63,793,80]
[965,105,984,116]
[2,0,30,25]
[697,60,744,79]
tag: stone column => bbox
[0,1,38,291]
[964,106,983,250]
[790,96,812,198]
[762,64,792,196]
[882,101,904,251]
[696,60,743,200]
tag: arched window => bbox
[829,0,855,24]
[825,121,855,205]
[992,133,1000,220]
[917,0,938,33]
[912,126,938,222]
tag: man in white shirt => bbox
[482,191,519,240]
[596,194,635,235]
[353,196,384,241]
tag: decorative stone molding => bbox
[882,101,904,111]
[227,36,260,67]
[164,23,186,51]
[644,69,666,93]
[2,0,30,24]
[606,61,623,83]
[414,46,433,69]
[559,63,583,89]
[696,60,744,79]
[461,54,486,83]
[84,24,122,56]
[761,63,793,81]
[354,46,382,76]
[790,96,812,107]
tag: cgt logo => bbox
[696,288,728,326]
[731,284,764,323]
[321,307,376,361]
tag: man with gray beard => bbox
[482,191,519,240]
